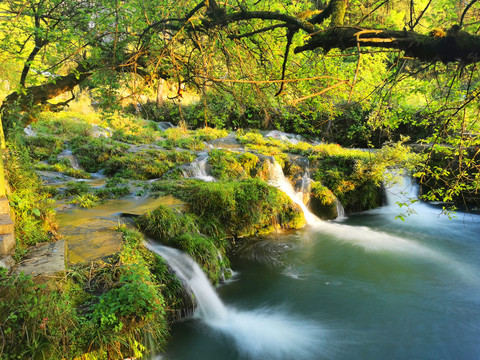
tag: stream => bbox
[157,177,480,360]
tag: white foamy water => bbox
[266,164,479,285]
[267,160,322,226]
[146,242,325,359]
[185,152,216,182]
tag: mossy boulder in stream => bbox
[309,181,339,220]
[152,178,305,237]
[136,205,228,284]
[138,179,305,284]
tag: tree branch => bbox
[460,0,479,28]
[294,27,480,64]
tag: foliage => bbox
[0,227,171,360]
[208,149,260,180]
[103,149,195,180]
[310,142,420,212]
[4,134,58,253]
[70,137,130,173]
[34,160,91,179]
[24,134,65,161]
[68,193,101,208]
[137,205,199,243]
[64,181,91,197]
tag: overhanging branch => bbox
[295,27,480,64]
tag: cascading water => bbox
[267,160,322,226]
[334,198,346,220]
[266,161,478,284]
[185,152,216,182]
[146,242,325,360]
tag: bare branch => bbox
[460,0,479,28]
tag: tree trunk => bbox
[0,63,92,134]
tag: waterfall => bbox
[334,198,346,220]
[384,170,419,207]
[267,160,322,226]
[145,243,227,320]
[185,152,216,182]
[146,242,325,359]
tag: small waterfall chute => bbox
[267,160,322,226]
[145,243,227,320]
[147,242,326,359]
[183,152,216,182]
[334,197,346,220]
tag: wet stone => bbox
[13,240,66,276]
[60,219,123,264]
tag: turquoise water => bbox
[162,202,480,360]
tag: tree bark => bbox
[0,63,92,133]
[294,27,480,64]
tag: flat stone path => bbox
[13,240,66,276]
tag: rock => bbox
[13,240,66,276]
[91,125,112,138]
[24,125,37,137]
[309,196,338,220]
[0,255,15,270]
[0,233,15,255]
[60,219,123,264]
[265,130,305,144]
[209,133,242,149]
[35,170,76,184]
[157,122,175,131]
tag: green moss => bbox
[104,150,195,180]
[70,137,130,172]
[137,205,198,242]
[178,179,305,237]
[25,134,65,161]
[309,181,338,220]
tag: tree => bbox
[0,0,479,209]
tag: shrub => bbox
[4,136,58,251]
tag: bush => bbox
[4,136,58,251]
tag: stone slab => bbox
[13,240,66,277]
[0,233,15,255]
[0,214,14,234]
[60,219,123,264]
[0,197,10,215]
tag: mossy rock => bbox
[309,182,338,220]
